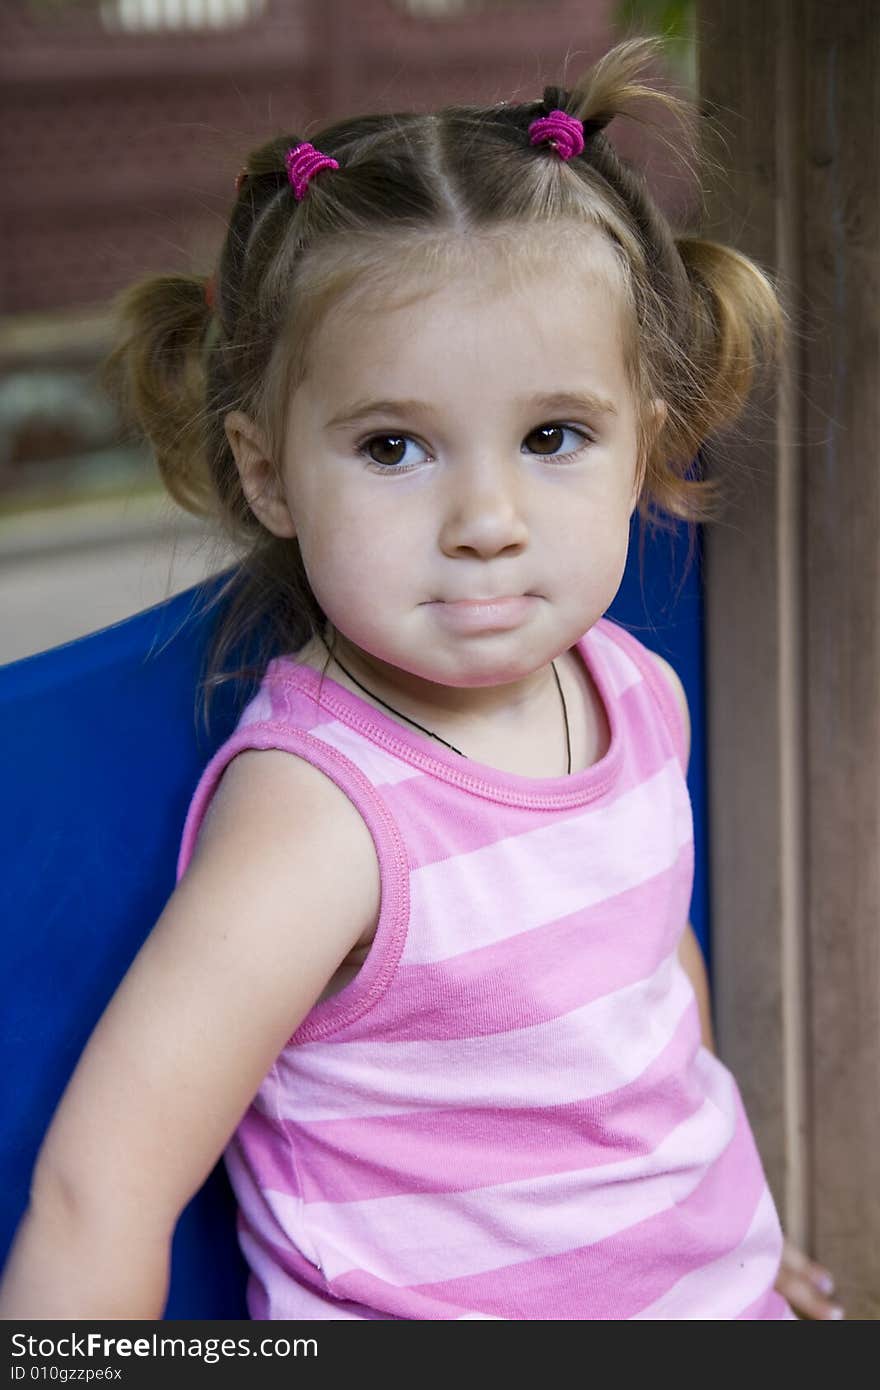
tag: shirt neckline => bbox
[266,619,624,808]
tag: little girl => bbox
[1,38,842,1320]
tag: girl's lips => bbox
[427,594,539,632]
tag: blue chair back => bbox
[1,571,249,1318]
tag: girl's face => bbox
[228,234,662,716]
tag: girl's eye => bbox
[523,423,591,458]
[358,434,429,470]
[357,423,591,471]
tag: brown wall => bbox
[699,0,879,1321]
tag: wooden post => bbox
[698,0,879,1319]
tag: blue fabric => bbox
[0,574,249,1318]
[613,515,710,968]
[0,514,707,1319]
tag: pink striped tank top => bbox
[176,616,795,1320]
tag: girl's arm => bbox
[0,749,381,1319]
[645,652,716,1052]
[678,921,716,1055]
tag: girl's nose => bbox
[437,457,530,559]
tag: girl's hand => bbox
[775,1236,845,1319]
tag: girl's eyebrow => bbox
[326,390,618,430]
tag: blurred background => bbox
[0,0,694,663]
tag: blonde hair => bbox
[101,36,785,733]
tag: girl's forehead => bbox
[305,225,627,364]
[323,224,625,322]
[287,230,633,428]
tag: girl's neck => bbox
[313,623,563,738]
[295,625,611,779]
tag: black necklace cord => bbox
[325,648,572,775]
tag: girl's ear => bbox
[648,397,668,437]
[224,410,296,539]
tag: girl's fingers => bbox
[776,1238,844,1318]
[777,1270,843,1318]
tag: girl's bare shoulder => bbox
[196,745,382,950]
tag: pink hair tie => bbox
[284,142,340,200]
[528,109,585,161]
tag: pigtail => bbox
[673,236,786,445]
[100,274,220,519]
[567,35,689,141]
[101,137,303,529]
[630,238,785,528]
